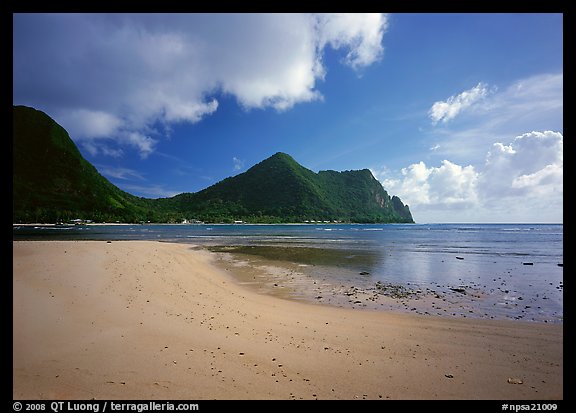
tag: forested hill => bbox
[159,152,414,223]
[13,105,413,224]
[13,105,154,223]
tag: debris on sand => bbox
[507,377,524,385]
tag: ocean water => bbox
[13,223,563,322]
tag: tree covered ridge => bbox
[13,106,413,224]
[13,105,153,223]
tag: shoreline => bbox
[208,246,562,323]
[13,240,563,399]
[13,222,565,225]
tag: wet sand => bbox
[209,245,563,323]
[13,240,562,399]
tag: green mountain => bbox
[13,105,413,224]
[13,105,155,223]
[161,153,414,223]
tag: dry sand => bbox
[13,240,562,400]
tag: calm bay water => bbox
[13,223,563,322]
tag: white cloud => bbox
[427,72,562,222]
[232,157,245,172]
[481,130,563,199]
[504,73,563,107]
[77,130,157,159]
[118,184,181,199]
[376,160,479,209]
[94,164,182,198]
[163,99,219,124]
[424,73,562,163]
[96,165,145,181]
[476,73,563,135]
[429,82,490,124]
[63,109,123,138]
[14,13,388,156]
[315,13,387,70]
[123,132,157,159]
[511,163,562,191]
[374,130,563,223]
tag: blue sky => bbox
[13,13,563,223]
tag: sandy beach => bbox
[13,240,563,400]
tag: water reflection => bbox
[209,245,381,273]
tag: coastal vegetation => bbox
[13,106,413,224]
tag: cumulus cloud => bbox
[373,130,563,222]
[375,160,479,209]
[13,13,387,157]
[424,73,562,163]
[315,13,387,70]
[481,130,563,199]
[429,82,490,124]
